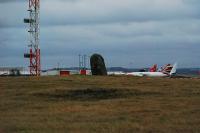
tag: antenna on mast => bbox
[24,0,41,76]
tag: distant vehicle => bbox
[0,72,9,76]
[126,63,177,77]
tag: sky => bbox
[0,0,200,69]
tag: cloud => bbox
[0,0,200,68]
[0,0,25,3]
[39,0,200,26]
[0,2,26,28]
[1,0,200,28]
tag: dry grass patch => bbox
[0,76,200,133]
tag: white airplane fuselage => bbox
[126,72,169,77]
[127,63,177,77]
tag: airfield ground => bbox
[0,76,200,133]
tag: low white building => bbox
[0,67,26,76]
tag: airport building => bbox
[0,67,27,76]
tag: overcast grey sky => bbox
[0,0,200,69]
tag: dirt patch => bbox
[33,88,163,101]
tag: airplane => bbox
[107,71,126,75]
[107,64,158,76]
[126,63,177,77]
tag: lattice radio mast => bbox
[24,0,41,76]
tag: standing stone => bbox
[90,54,107,75]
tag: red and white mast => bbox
[24,0,41,76]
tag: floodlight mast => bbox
[24,0,41,76]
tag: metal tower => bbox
[24,0,41,76]
[79,54,87,70]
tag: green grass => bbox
[0,76,200,133]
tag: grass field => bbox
[0,76,200,133]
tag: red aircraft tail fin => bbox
[161,64,173,74]
[149,64,157,72]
